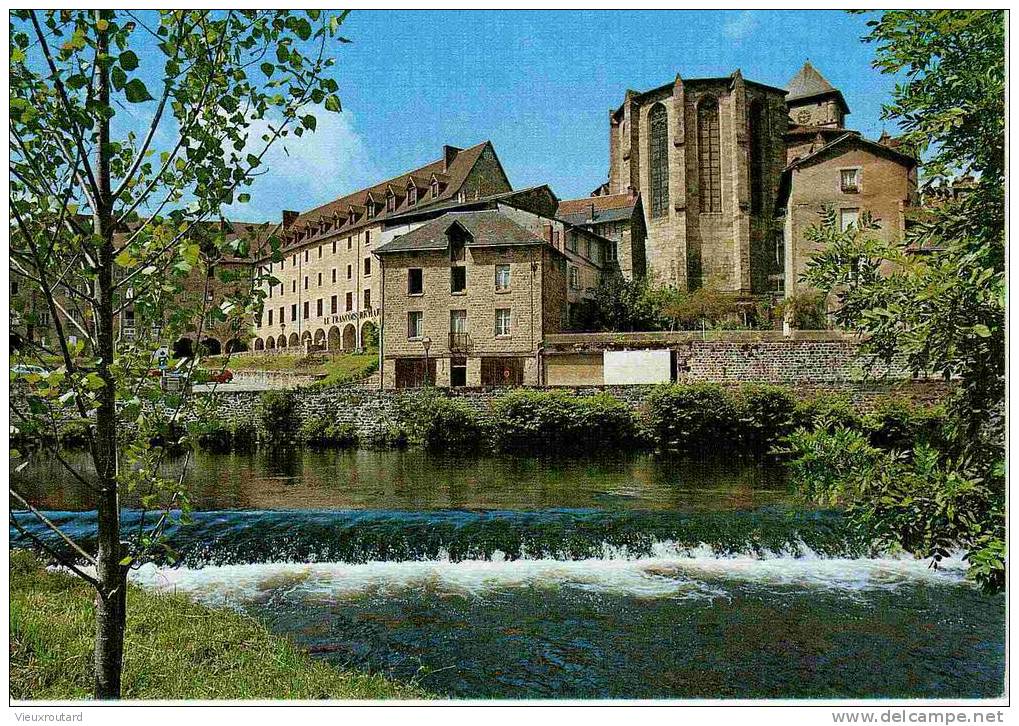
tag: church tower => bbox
[785,62,850,129]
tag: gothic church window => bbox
[749,100,766,215]
[648,104,669,218]
[698,97,722,213]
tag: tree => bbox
[570,273,673,332]
[790,10,1005,591]
[9,10,349,697]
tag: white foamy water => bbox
[129,542,971,606]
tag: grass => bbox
[204,351,378,386]
[10,551,428,701]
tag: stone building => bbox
[777,64,918,297]
[586,62,917,305]
[555,189,647,280]
[374,200,610,388]
[250,141,512,354]
[603,71,789,294]
[11,219,274,358]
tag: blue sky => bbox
[31,10,902,222]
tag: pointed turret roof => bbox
[786,62,851,117]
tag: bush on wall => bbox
[395,389,487,452]
[256,390,297,444]
[641,383,736,453]
[492,390,636,453]
[300,415,358,448]
[733,384,798,456]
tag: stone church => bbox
[588,62,917,296]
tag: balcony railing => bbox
[448,332,471,352]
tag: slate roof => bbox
[277,141,505,252]
[383,185,557,225]
[784,132,917,172]
[556,193,637,226]
[786,62,850,114]
[375,210,544,255]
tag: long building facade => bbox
[251,142,512,353]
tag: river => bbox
[10,448,1005,699]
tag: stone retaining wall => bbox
[198,377,952,442]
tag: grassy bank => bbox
[10,551,426,700]
[204,351,377,386]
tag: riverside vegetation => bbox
[182,384,947,462]
[10,551,426,700]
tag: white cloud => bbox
[722,11,758,42]
[223,110,376,220]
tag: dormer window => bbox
[387,194,396,213]
[431,180,440,198]
[408,185,418,205]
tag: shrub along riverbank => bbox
[181,384,947,460]
[9,551,427,700]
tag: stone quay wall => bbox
[201,378,951,442]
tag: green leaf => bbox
[124,78,154,103]
[238,193,251,203]
[260,62,274,78]
[972,324,991,337]
[324,94,341,113]
[301,115,316,131]
[119,50,139,71]
[111,66,127,91]
[115,249,137,268]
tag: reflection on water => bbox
[13,448,790,513]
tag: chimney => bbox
[282,210,299,229]
[443,145,461,171]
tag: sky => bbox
[23,10,906,223]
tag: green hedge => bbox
[395,390,487,452]
[492,390,636,454]
[256,390,297,444]
[300,415,358,448]
[642,383,738,453]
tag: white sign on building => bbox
[603,349,672,385]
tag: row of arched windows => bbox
[646,97,767,218]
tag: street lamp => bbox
[421,336,432,386]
